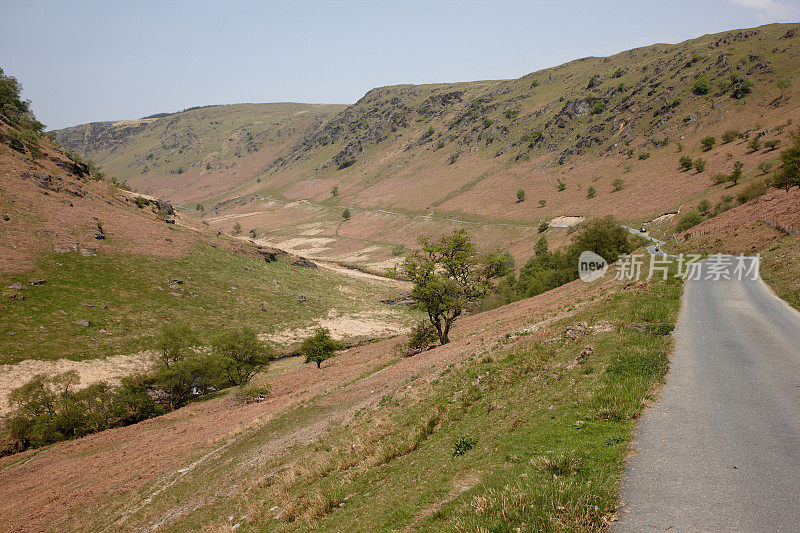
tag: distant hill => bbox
[54,103,345,204]
[54,23,800,270]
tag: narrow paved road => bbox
[616,257,800,531]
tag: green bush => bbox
[638,152,650,160]
[210,327,274,386]
[748,137,762,152]
[516,189,526,203]
[407,321,437,353]
[675,210,704,233]
[737,180,768,204]
[611,178,625,192]
[697,199,711,214]
[701,136,716,151]
[679,156,693,171]
[538,220,549,233]
[693,158,706,173]
[453,435,478,456]
[587,186,596,199]
[722,130,740,144]
[764,139,780,151]
[692,76,710,95]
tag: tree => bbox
[692,76,710,95]
[764,139,780,151]
[701,136,716,151]
[611,178,625,192]
[516,189,526,203]
[693,158,706,173]
[557,179,566,191]
[155,324,198,368]
[773,129,800,191]
[728,161,744,185]
[402,230,500,345]
[301,328,343,368]
[587,186,596,199]
[698,199,712,214]
[675,211,704,233]
[729,75,753,99]
[679,156,694,171]
[233,222,242,235]
[211,327,274,385]
[748,136,762,152]
[342,208,351,220]
[331,185,338,197]
[538,199,547,208]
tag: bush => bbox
[748,137,762,152]
[422,126,434,139]
[407,321,437,353]
[557,179,566,191]
[452,435,478,456]
[679,156,693,171]
[693,158,706,173]
[155,323,199,368]
[232,385,270,405]
[713,173,729,185]
[587,186,596,198]
[722,130,740,144]
[737,180,768,204]
[516,189,525,203]
[697,199,711,214]
[233,222,242,234]
[135,196,148,208]
[729,76,753,99]
[701,136,716,151]
[729,161,744,185]
[342,208,351,220]
[773,129,800,191]
[675,210,704,233]
[611,178,625,192]
[538,199,547,208]
[693,76,710,95]
[538,221,549,233]
[757,161,773,175]
[638,152,650,160]
[764,139,780,151]
[504,109,519,120]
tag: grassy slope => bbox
[81,275,681,532]
[0,243,412,364]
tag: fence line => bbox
[752,214,800,236]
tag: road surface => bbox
[622,225,669,256]
[616,256,800,531]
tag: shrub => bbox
[675,211,704,233]
[611,178,625,192]
[638,152,650,160]
[730,76,753,99]
[591,99,606,114]
[452,435,478,456]
[701,136,716,151]
[757,161,773,174]
[155,324,199,368]
[135,196,148,208]
[538,199,547,208]
[557,179,566,191]
[233,222,242,234]
[538,221,549,233]
[693,158,706,173]
[331,185,338,197]
[737,180,768,204]
[722,130,740,144]
[748,137,762,152]
[693,76,710,95]
[406,321,437,353]
[679,156,693,171]
[504,109,519,120]
[773,130,800,191]
[587,186,596,198]
[516,189,525,203]
[301,328,344,368]
[342,208,351,220]
[713,173,729,185]
[422,126,434,139]
[697,199,711,214]
[764,139,780,151]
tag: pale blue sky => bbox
[1,0,798,129]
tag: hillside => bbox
[54,103,345,205]
[55,23,800,272]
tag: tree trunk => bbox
[316,360,321,369]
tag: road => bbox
[622,225,669,256]
[616,256,800,531]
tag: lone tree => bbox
[729,161,744,185]
[331,185,338,197]
[516,189,526,203]
[342,208,351,221]
[701,136,716,152]
[774,128,800,191]
[301,328,343,368]
[402,230,509,345]
[233,222,242,235]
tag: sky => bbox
[1,0,798,130]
